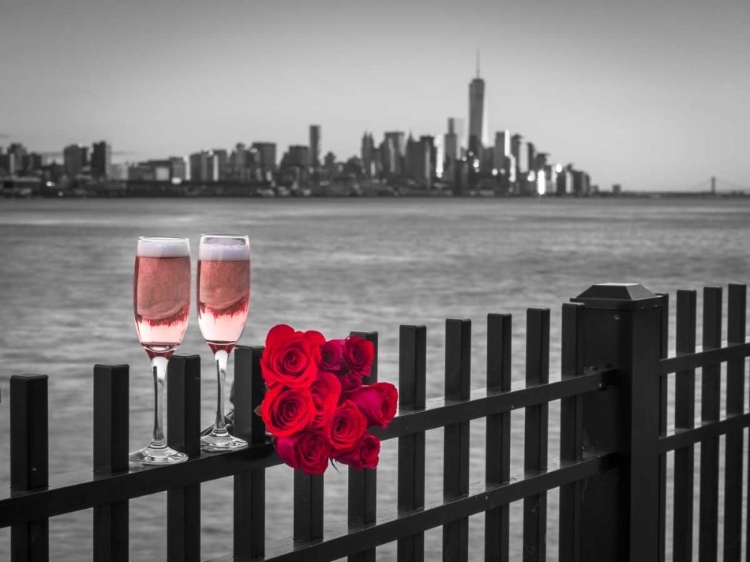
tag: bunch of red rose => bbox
[259,324,398,475]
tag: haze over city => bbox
[1,0,748,191]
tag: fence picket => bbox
[724,285,746,561]
[523,309,550,562]
[559,303,584,562]
[699,286,723,562]
[348,331,379,562]
[397,325,427,562]
[167,355,201,562]
[656,292,669,562]
[485,313,512,562]
[10,375,49,562]
[443,319,471,562]
[233,346,266,559]
[93,365,129,562]
[673,290,697,561]
[294,472,324,542]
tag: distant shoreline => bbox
[1,192,748,202]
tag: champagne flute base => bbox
[201,432,248,452]
[129,445,188,465]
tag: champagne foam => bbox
[137,237,190,258]
[199,238,250,261]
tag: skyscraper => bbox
[287,145,311,167]
[534,152,549,172]
[383,132,405,175]
[380,138,396,175]
[7,143,27,174]
[468,51,488,154]
[418,135,434,187]
[361,132,375,178]
[0,150,13,176]
[406,134,419,178]
[493,131,510,171]
[405,134,433,187]
[169,157,188,181]
[189,151,219,182]
[444,118,460,164]
[251,142,277,172]
[211,149,229,179]
[526,142,536,173]
[309,125,321,168]
[511,134,525,173]
[63,144,86,178]
[91,141,111,179]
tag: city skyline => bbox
[1,0,749,191]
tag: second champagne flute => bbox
[198,234,251,451]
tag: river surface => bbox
[0,197,749,561]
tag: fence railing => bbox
[2,282,749,561]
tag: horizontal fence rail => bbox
[1,282,749,562]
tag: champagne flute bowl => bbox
[197,234,251,452]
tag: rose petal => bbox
[266,324,295,348]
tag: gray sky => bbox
[1,0,748,191]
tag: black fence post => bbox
[348,331,378,562]
[443,319,471,562]
[233,345,266,559]
[397,325,427,562]
[10,374,49,562]
[484,313,512,562]
[93,365,129,562]
[167,355,201,562]
[571,283,664,562]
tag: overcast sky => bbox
[1,0,748,191]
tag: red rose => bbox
[339,371,363,394]
[261,324,326,389]
[334,432,381,470]
[347,382,398,429]
[275,430,331,475]
[321,339,347,373]
[344,335,375,378]
[325,400,367,455]
[261,385,315,438]
[310,371,342,428]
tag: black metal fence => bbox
[2,282,749,561]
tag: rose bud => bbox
[321,339,347,374]
[261,385,316,438]
[334,432,381,470]
[325,400,368,455]
[261,324,326,389]
[275,430,331,475]
[348,382,398,429]
[344,335,375,378]
[310,371,342,428]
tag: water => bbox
[0,197,749,561]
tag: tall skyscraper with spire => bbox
[468,50,488,156]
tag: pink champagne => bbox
[134,247,191,358]
[197,241,250,353]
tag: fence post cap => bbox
[571,283,663,310]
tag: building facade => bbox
[63,144,87,178]
[468,55,488,154]
[91,141,111,179]
[309,125,321,168]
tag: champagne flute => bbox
[131,236,191,464]
[198,234,251,451]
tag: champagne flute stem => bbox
[213,350,229,434]
[150,356,168,448]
